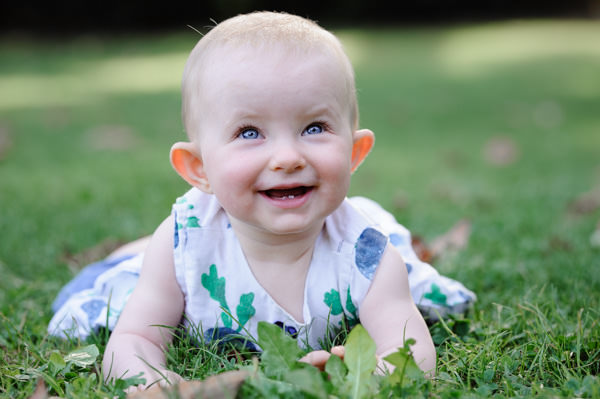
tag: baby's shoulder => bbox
[324,197,391,282]
[172,188,228,231]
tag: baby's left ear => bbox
[351,129,374,173]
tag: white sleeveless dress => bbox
[48,189,475,348]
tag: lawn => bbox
[1,20,599,398]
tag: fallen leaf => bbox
[411,235,434,263]
[430,182,463,204]
[429,219,472,258]
[127,370,249,399]
[568,189,600,215]
[547,236,572,252]
[411,219,471,263]
[483,136,519,166]
[85,125,140,151]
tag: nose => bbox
[268,140,306,172]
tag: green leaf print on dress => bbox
[201,264,256,332]
[324,289,343,315]
[424,283,448,306]
[186,216,201,228]
[323,286,359,329]
[345,286,357,316]
[237,292,256,329]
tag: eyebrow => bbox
[304,103,345,121]
[222,108,263,126]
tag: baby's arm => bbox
[103,215,184,388]
[360,245,436,375]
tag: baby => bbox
[49,11,475,388]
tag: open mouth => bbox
[261,186,313,200]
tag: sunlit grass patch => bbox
[435,20,600,75]
[0,51,187,110]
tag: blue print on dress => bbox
[204,327,258,351]
[173,212,179,249]
[81,299,106,325]
[355,227,387,280]
[274,321,298,338]
[389,233,404,247]
[405,262,413,274]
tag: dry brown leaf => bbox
[127,370,249,399]
[85,125,140,151]
[411,235,434,263]
[430,182,463,204]
[547,236,572,252]
[568,189,600,215]
[429,219,472,258]
[411,219,471,263]
[483,136,519,166]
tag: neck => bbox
[227,217,325,323]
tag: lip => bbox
[258,185,314,209]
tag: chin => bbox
[263,217,325,236]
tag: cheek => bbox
[316,150,352,193]
[204,152,260,199]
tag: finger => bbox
[330,345,345,359]
[299,350,331,371]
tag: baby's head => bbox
[171,11,374,235]
[181,11,359,141]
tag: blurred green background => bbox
[1,15,598,318]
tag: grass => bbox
[1,19,599,397]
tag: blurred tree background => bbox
[2,0,599,36]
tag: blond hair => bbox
[181,11,358,139]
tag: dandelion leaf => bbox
[325,353,347,387]
[344,324,377,399]
[257,321,302,378]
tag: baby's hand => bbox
[299,345,345,371]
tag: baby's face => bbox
[192,44,356,237]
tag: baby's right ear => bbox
[170,142,213,193]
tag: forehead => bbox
[204,42,344,83]
[200,43,351,110]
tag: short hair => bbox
[181,11,358,139]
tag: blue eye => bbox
[303,124,324,135]
[238,128,260,139]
